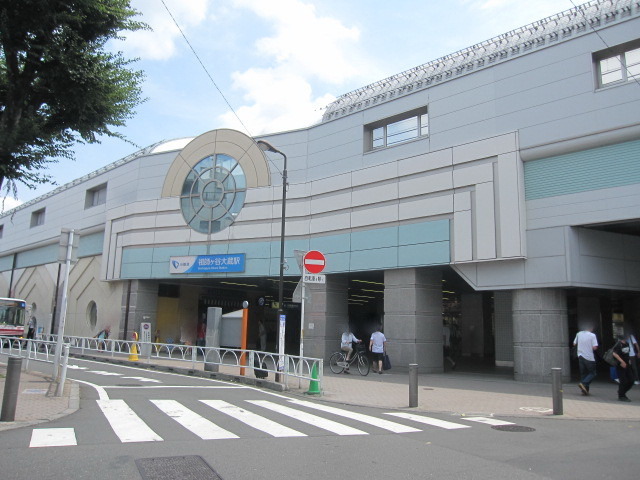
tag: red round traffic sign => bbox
[303,250,326,274]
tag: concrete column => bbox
[460,293,483,357]
[303,276,348,360]
[384,268,442,373]
[513,288,569,383]
[120,280,159,340]
[494,291,514,367]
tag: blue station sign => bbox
[169,254,245,274]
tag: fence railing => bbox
[0,335,71,396]
[36,334,323,391]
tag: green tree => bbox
[0,0,146,195]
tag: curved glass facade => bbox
[180,154,246,234]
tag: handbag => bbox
[571,332,579,359]
[382,353,392,371]
[602,342,619,367]
[570,344,578,359]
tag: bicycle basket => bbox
[356,343,367,352]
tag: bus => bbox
[0,298,27,338]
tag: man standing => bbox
[624,328,640,385]
[612,335,634,402]
[573,325,598,395]
[340,326,361,373]
[369,325,387,375]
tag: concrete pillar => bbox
[384,268,442,373]
[460,293,483,357]
[513,288,569,383]
[303,276,348,360]
[494,291,514,367]
[120,280,159,340]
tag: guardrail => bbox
[38,334,323,392]
[0,335,71,396]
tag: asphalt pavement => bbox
[1,354,638,432]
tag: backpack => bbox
[602,342,619,367]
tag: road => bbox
[0,358,638,479]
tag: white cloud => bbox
[120,0,209,60]
[221,0,365,134]
[220,68,335,135]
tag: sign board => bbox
[170,254,245,274]
[303,273,326,284]
[140,322,152,343]
[303,250,326,274]
[140,322,152,357]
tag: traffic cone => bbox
[305,362,321,395]
[129,342,139,361]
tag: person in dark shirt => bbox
[612,335,634,402]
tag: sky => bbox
[2,0,579,211]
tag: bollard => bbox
[1,357,23,422]
[551,367,563,415]
[409,363,418,408]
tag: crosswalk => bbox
[28,397,518,448]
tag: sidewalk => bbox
[287,369,640,421]
[0,363,78,432]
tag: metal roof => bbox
[322,0,636,122]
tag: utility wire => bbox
[159,0,251,136]
[159,0,284,177]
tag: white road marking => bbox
[151,400,238,440]
[103,385,242,389]
[89,370,122,376]
[247,400,368,436]
[385,412,471,430]
[287,399,421,433]
[66,365,87,370]
[29,428,77,448]
[201,400,306,438]
[462,416,515,426]
[73,379,109,400]
[96,399,163,443]
[121,376,162,383]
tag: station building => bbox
[1,0,639,382]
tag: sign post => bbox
[140,321,152,358]
[299,251,326,367]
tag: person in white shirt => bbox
[340,326,361,373]
[369,325,387,375]
[624,327,640,385]
[573,325,598,396]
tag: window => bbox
[30,208,45,227]
[85,183,107,208]
[366,107,429,151]
[595,40,640,88]
[180,154,246,234]
[87,301,97,328]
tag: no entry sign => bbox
[303,250,326,274]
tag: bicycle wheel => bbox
[357,354,370,376]
[329,352,345,374]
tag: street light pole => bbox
[257,140,288,382]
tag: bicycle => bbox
[329,343,370,375]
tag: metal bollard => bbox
[1,357,23,422]
[409,363,418,408]
[551,367,563,415]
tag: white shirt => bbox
[370,331,387,353]
[574,330,598,361]
[627,335,638,356]
[341,332,358,348]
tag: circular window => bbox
[87,301,98,329]
[180,154,246,234]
